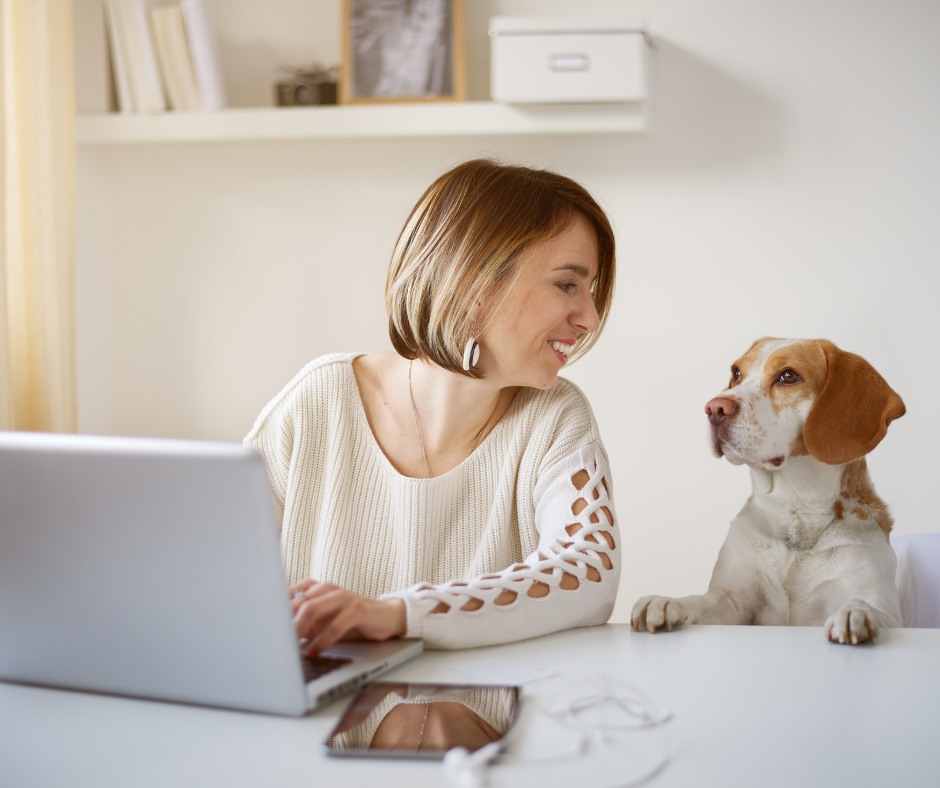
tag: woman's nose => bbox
[574,292,601,334]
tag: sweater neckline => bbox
[346,353,525,483]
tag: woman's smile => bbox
[549,340,575,365]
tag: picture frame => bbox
[341,0,466,104]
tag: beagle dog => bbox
[632,338,906,645]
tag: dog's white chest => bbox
[740,505,874,626]
[760,546,835,626]
[734,492,844,626]
[746,536,795,625]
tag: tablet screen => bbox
[323,682,520,760]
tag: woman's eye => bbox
[557,282,576,293]
[778,369,802,385]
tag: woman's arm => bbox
[292,440,619,653]
[382,439,620,649]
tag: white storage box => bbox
[489,17,647,104]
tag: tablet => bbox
[323,682,520,760]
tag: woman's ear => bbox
[803,341,906,465]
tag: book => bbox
[150,5,201,111]
[103,0,132,113]
[180,0,227,111]
[116,0,166,113]
[75,0,112,113]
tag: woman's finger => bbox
[289,579,317,595]
[290,582,337,614]
[294,591,345,637]
[293,590,350,641]
[306,606,362,655]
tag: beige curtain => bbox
[0,0,76,432]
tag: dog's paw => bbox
[824,604,879,645]
[631,595,687,633]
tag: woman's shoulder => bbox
[517,376,596,422]
[511,376,602,447]
[286,351,360,391]
[244,352,362,441]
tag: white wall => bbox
[75,0,940,624]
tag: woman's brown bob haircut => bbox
[386,159,616,377]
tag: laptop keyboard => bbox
[302,655,353,683]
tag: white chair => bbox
[893,534,940,628]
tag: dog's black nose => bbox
[705,397,737,426]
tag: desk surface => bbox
[2,624,938,788]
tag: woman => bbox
[246,159,619,654]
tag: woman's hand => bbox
[289,580,407,655]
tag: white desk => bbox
[2,624,937,788]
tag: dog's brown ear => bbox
[803,341,906,465]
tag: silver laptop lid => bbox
[0,432,308,716]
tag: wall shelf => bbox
[75,101,646,145]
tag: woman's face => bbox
[479,211,601,390]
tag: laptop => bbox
[0,431,422,716]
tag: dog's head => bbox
[707,338,905,469]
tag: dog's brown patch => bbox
[840,459,893,538]
[803,342,906,465]
[763,340,829,415]
[789,434,810,457]
[729,337,780,388]
[833,499,844,520]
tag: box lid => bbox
[488,16,646,37]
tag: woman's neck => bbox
[352,352,519,479]
[408,358,516,463]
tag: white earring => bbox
[462,335,480,371]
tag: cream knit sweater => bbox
[245,353,620,650]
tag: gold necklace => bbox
[416,702,430,751]
[408,360,491,479]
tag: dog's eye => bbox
[778,369,802,385]
[731,367,741,382]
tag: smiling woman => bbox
[386,160,615,380]
[246,159,620,654]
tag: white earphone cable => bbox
[444,670,673,788]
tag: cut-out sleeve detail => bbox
[382,440,620,649]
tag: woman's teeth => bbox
[549,341,570,358]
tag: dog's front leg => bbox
[631,587,755,632]
[819,545,903,645]
[821,585,903,645]
[632,537,761,632]
[824,600,886,645]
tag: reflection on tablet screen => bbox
[324,682,519,760]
